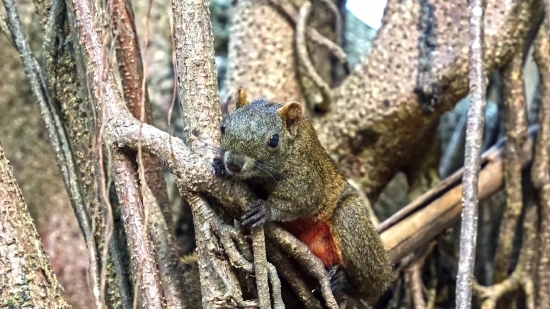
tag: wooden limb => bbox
[493,46,528,284]
[112,151,164,308]
[110,0,184,304]
[315,0,538,201]
[473,203,538,309]
[408,260,427,309]
[1,0,103,306]
[265,224,338,309]
[142,183,187,307]
[266,242,323,309]
[0,142,70,307]
[296,1,332,111]
[252,227,272,309]
[171,0,221,145]
[316,0,343,46]
[426,255,438,309]
[267,262,284,309]
[190,196,257,308]
[111,0,173,230]
[381,126,537,262]
[532,20,550,307]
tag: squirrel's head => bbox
[219,96,303,179]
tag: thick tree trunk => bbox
[0,141,70,308]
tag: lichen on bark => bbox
[0,142,70,308]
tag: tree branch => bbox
[315,0,537,200]
[112,151,164,308]
[493,45,528,284]
[111,0,173,230]
[381,127,537,262]
[455,0,486,306]
[171,0,221,145]
[532,17,550,306]
[0,142,70,308]
[1,0,103,305]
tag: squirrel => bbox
[211,88,394,306]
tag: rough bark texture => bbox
[456,1,486,307]
[0,1,96,307]
[532,22,550,307]
[493,49,528,284]
[225,0,537,201]
[2,0,547,307]
[111,0,173,230]
[0,142,70,308]
[112,151,164,309]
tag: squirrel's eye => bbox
[220,122,226,134]
[268,134,279,148]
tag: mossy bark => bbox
[0,142,70,308]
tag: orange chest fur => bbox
[282,217,342,267]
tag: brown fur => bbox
[216,93,394,305]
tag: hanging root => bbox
[296,1,333,111]
[267,0,348,65]
[473,204,538,309]
[207,203,284,308]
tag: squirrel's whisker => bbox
[254,163,278,183]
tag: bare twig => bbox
[267,263,284,309]
[493,48,528,284]
[455,0,486,307]
[532,20,550,306]
[296,1,332,111]
[408,260,427,309]
[252,227,272,309]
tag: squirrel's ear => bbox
[235,87,248,109]
[277,101,303,133]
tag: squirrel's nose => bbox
[226,161,242,174]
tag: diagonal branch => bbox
[0,142,70,308]
[315,0,537,200]
[381,126,537,262]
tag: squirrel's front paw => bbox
[328,265,350,293]
[241,199,269,228]
[212,157,227,177]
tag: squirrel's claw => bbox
[241,199,268,228]
[212,157,227,177]
[312,266,350,301]
[328,265,350,293]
